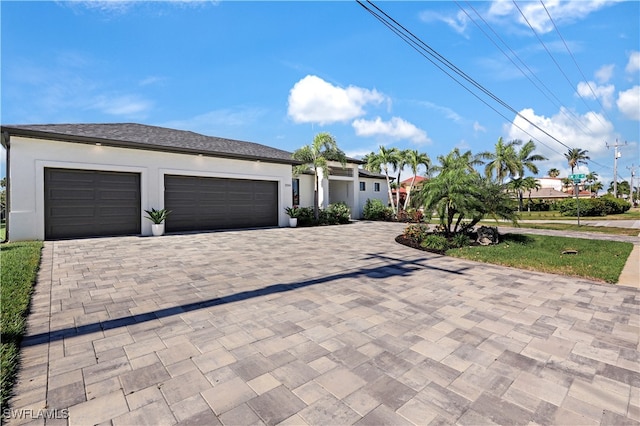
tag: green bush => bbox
[397,208,424,223]
[600,194,631,214]
[297,203,351,226]
[324,202,351,225]
[523,199,551,211]
[403,223,430,244]
[420,234,450,252]
[450,233,471,248]
[558,198,607,217]
[363,198,392,221]
[296,207,316,226]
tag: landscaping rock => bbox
[476,226,499,246]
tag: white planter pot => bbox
[151,223,165,236]
[289,218,298,228]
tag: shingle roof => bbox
[1,123,301,164]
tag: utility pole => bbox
[606,139,627,198]
[628,164,637,205]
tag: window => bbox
[374,182,380,192]
[292,179,300,205]
[359,182,366,191]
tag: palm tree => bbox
[418,148,510,236]
[564,148,590,174]
[292,132,346,221]
[515,140,547,178]
[403,149,431,210]
[394,150,409,212]
[589,181,603,196]
[561,177,573,192]
[482,137,519,184]
[548,168,560,178]
[508,177,540,212]
[364,146,401,216]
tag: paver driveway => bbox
[7,222,640,425]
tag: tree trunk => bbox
[385,172,396,216]
[314,172,320,221]
[404,175,417,210]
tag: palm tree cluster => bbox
[362,147,431,215]
[360,137,550,234]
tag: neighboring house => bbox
[536,177,564,192]
[1,123,389,241]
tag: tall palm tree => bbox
[292,132,346,221]
[403,149,431,210]
[515,140,547,178]
[548,168,560,178]
[482,137,519,184]
[364,146,401,216]
[394,150,409,212]
[564,148,590,174]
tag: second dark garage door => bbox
[164,175,278,232]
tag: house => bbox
[1,123,388,241]
[391,175,428,208]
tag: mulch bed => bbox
[395,234,447,255]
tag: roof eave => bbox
[1,126,302,166]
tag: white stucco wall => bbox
[357,178,390,217]
[7,136,294,241]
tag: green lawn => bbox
[447,233,633,284]
[516,208,640,221]
[0,241,43,411]
[478,221,639,236]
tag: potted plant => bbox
[285,206,300,227]
[144,208,171,236]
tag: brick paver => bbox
[5,222,640,425]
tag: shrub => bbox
[296,207,316,226]
[420,234,450,252]
[403,223,430,244]
[558,198,606,217]
[363,198,392,221]
[450,233,471,248]
[325,202,351,224]
[523,199,551,211]
[397,208,424,223]
[600,194,631,214]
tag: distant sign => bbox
[569,173,586,179]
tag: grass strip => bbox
[1,241,43,411]
[446,234,633,284]
[479,221,640,236]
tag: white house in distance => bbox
[1,123,389,241]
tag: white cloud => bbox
[505,107,613,173]
[626,51,640,74]
[419,10,469,35]
[162,107,268,135]
[485,0,618,34]
[576,81,615,109]
[287,75,385,125]
[473,121,486,133]
[595,64,615,84]
[352,116,431,144]
[617,86,640,120]
[89,94,152,117]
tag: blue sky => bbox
[1,1,639,187]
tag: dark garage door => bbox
[164,175,278,232]
[44,168,141,239]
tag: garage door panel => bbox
[45,168,141,239]
[164,175,278,232]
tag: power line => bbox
[540,0,614,125]
[511,1,609,130]
[457,1,595,139]
[356,0,573,155]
